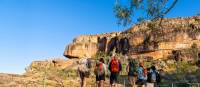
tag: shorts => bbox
[128,76,137,81]
[110,72,119,84]
[96,74,105,81]
[128,76,137,85]
[79,71,90,80]
[136,79,145,86]
[146,83,154,87]
[128,72,137,77]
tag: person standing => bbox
[126,58,138,87]
[146,65,160,87]
[94,58,107,87]
[136,62,145,87]
[144,68,148,86]
[78,58,92,87]
[146,68,153,87]
[108,55,122,87]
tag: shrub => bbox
[95,51,110,64]
[147,22,159,30]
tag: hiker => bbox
[78,58,92,87]
[126,58,138,87]
[136,62,145,87]
[146,68,151,87]
[108,55,122,87]
[144,68,148,86]
[94,58,107,87]
[146,65,160,87]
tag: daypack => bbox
[156,71,161,83]
[95,62,105,76]
[78,59,90,74]
[86,58,92,69]
[151,71,157,82]
[78,64,89,73]
[150,70,160,83]
[129,60,137,76]
[110,58,119,73]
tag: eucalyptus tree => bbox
[114,0,178,26]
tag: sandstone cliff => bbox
[1,15,200,87]
[64,15,200,60]
[64,32,121,58]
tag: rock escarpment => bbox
[64,32,121,58]
[0,58,80,87]
[25,58,77,75]
[64,15,200,60]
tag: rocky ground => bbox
[0,58,127,87]
[1,57,200,87]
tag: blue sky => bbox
[0,0,199,74]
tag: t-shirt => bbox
[103,64,107,71]
[137,67,144,80]
[102,63,107,75]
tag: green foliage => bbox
[114,4,132,26]
[95,51,110,63]
[176,61,197,74]
[147,22,159,30]
[158,60,200,86]
[114,0,178,26]
[167,62,176,69]
[169,61,197,83]
[144,61,152,68]
[25,61,79,86]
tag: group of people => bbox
[77,54,160,87]
[126,58,161,87]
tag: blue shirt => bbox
[137,67,144,80]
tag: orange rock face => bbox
[64,33,120,58]
[64,15,200,60]
[65,42,98,58]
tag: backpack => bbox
[156,71,161,83]
[151,71,157,82]
[129,60,137,76]
[110,58,119,73]
[78,59,90,75]
[95,62,105,76]
[150,70,160,83]
[78,64,89,73]
[86,58,92,69]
